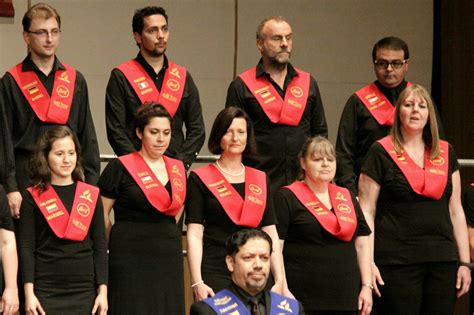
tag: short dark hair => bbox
[372,36,409,61]
[30,126,84,193]
[22,3,61,32]
[226,229,273,258]
[208,107,256,155]
[132,6,168,34]
[256,16,290,40]
[133,102,173,143]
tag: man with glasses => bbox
[335,36,444,195]
[105,6,205,169]
[225,16,327,193]
[0,3,100,218]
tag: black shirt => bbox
[18,183,108,286]
[105,53,205,169]
[225,60,327,193]
[275,187,370,311]
[361,142,459,265]
[335,80,445,195]
[0,187,14,231]
[185,170,277,276]
[190,283,305,315]
[0,55,100,192]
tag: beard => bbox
[142,44,167,58]
[268,50,291,68]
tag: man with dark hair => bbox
[225,16,327,193]
[190,229,304,315]
[0,3,100,218]
[335,36,445,195]
[106,6,205,169]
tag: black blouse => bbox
[185,170,277,274]
[361,142,459,265]
[19,183,108,286]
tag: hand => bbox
[92,288,108,315]
[193,282,215,301]
[7,191,22,219]
[456,265,471,297]
[371,263,384,297]
[358,286,373,315]
[1,286,19,315]
[25,293,45,315]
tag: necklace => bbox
[215,160,245,176]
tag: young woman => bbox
[19,126,107,315]
[100,102,186,314]
[359,84,471,314]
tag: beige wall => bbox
[0,0,433,155]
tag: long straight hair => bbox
[390,84,440,159]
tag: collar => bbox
[231,282,264,305]
[135,52,169,76]
[374,79,408,96]
[255,58,297,79]
[21,54,65,73]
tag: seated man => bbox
[190,229,304,314]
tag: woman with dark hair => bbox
[275,136,372,314]
[99,102,186,314]
[19,126,107,315]
[359,84,471,314]
[186,107,289,301]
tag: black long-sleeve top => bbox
[225,60,328,193]
[335,80,445,195]
[19,183,108,286]
[0,187,14,232]
[0,55,100,192]
[105,53,205,169]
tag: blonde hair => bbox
[390,84,440,158]
[297,136,335,180]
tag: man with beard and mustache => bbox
[190,229,304,315]
[225,16,327,193]
[335,37,445,195]
[105,6,205,169]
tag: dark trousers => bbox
[374,261,457,315]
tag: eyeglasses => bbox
[27,29,61,38]
[374,59,407,69]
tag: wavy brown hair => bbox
[30,126,84,193]
[390,84,440,159]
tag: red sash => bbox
[285,182,357,241]
[8,62,76,124]
[116,60,186,117]
[378,136,449,200]
[239,67,310,126]
[193,164,267,228]
[27,182,98,241]
[118,152,186,216]
[355,82,412,126]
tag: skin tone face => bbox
[257,20,292,66]
[47,136,76,185]
[226,238,271,296]
[220,117,247,156]
[399,91,429,134]
[23,17,60,59]
[134,14,169,59]
[373,48,409,89]
[301,151,336,184]
[137,116,171,159]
